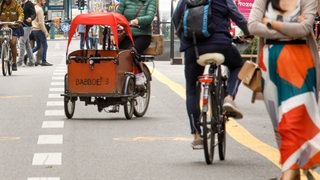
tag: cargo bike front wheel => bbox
[64,74,76,119]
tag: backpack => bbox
[183,0,215,41]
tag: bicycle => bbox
[0,21,19,76]
[196,52,228,164]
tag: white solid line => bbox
[55,69,66,72]
[49,88,64,92]
[42,121,64,128]
[52,77,64,80]
[37,135,63,144]
[48,94,63,98]
[47,101,63,106]
[51,82,64,86]
[45,110,64,116]
[27,177,60,180]
[32,153,62,165]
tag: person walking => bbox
[248,0,320,179]
[89,25,99,49]
[32,0,52,66]
[0,0,24,71]
[172,0,251,149]
[17,0,36,67]
[78,24,89,50]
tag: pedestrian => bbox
[89,25,99,49]
[78,24,89,50]
[172,0,251,149]
[0,0,24,71]
[17,0,36,67]
[248,0,320,179]
[32,0,52,66]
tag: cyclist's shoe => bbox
[12,63,17,71]
[223,96,243,119]
[135,72,146,86]
[41,62,53,66]
[191,138,203,150]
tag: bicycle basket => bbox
[0,28,12,40]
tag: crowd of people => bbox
[0,0,52,71]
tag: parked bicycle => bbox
[0,21,19,76]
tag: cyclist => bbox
[0,0,24,71]
[173,0,251,148]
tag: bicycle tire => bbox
[64,74,75,119]
[215,67,227,161]
[1,43,8,76]
[7,48,12,76]
[124,76,135,120]
[198,82,215,164]
[133,63,151,117]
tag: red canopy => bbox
[67,12,134,52]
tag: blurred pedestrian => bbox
[32,0,52,66]
[78,24,89,49]
[89,25,99,49]
[17,0,36,67]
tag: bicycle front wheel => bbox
[7,49,12,76]
[1,43,8,76]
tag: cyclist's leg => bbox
[10,36,18,64]
[221,45,243,118]
[185,47,205,144]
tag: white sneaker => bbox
[222,96,243,119]
[135,72,146,85]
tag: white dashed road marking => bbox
[37,135,63,144]
[42,121,64,128]
[32,153,62,165]
[47,101,63,106]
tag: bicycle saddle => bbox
[197,53,225,66]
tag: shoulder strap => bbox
[133,3,145,19]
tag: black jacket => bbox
[172,0,249,51]
[22,0,36,27]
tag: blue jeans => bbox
[32,30,48,64]
[80,33,89,49]
[184,44,243,134]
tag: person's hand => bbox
[110,35,116,45]
[262,17,269,25]
[46,32,49,37]
[26,17,32,23]
[130,18,139,26]
[297,14,307,23]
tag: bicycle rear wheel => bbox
[198,82,215,164]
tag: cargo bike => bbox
[61,12,163,119]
